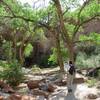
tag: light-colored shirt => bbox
[64,63,70,72]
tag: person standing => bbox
[67,60,76,93]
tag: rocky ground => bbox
[0,67,100,100]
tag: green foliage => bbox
[0,0,99,68]
[0,60,25,86]
[24,43,33,57]
[48,46,68,65]
[79,32,100,45]
[48,48,57,65]
[87,78,97,87]
[76,52,100,68]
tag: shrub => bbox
[76,52,100,69]
[48,47,68,65]
[87,79,97,87]
[0,60,25,86]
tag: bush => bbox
[87,79,97,87]
[0,60,25,86]
[48,47,68,65]
[76,52,100,69]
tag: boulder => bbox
[27,79,45,89]
[87,94,98,99]
[7,94,22,100]
[32,89,49,98]
[2,84,15,93]
[48,84,56,92]
[0,80,14,93]
[21,95,36,100]
[0,96,4,100]
[8,94,36,100]
[54,79,67,86]
[73,78,85,84]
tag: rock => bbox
[8,94,36,100]
[7,94,22,100]
[86,67,100,77]
[0,80,4,88]
[0,80,14,93]
[39,83,48,91]
[32,89,49,98]
[73,78,85,84]
[21,95,36,100]
[87,94,98,99]
[17,83,27,89]
[27,79,45,89]
[27,80,40,89]
[48,84,56,92]
[54,79,67,86]
[0,96,4,100]
[96,82,100,89]
[2,84,15,93]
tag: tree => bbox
[53,0,99,65]
[0,0,99,70]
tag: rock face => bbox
[80,19,100,35]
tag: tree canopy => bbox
[0,0,99,70]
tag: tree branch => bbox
[0,15,35,22]
[63,7,70,15]
[74,39,97,44]
[53,0,71,44]
[72,0,91,40]
[72,13,99,41]
[1,0,15,16]
[77,0,91,21]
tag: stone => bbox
[32,89,49,98]
[0,96,4,100]
[48,84,56,92]
[7,94,22,100]
[0,80,14,93]
[87,94,98,99]
[8,94,36,100]
[73,78,85,84]
[21,95,36,100]
[0,80,4,88]
[27,80,40,89]
[54,79,67,86]
[2,84,15,93]
[27,79,45,89]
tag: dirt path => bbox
[0,67,100,100]
[37,68,100,100]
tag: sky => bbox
[18,0,84,10]
[18,0,50,9]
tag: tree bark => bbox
[55,31,64,72]
[19,39,25,65]
[53,0,76,91]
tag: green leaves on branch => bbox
[79,32,100,44]
[24,43,33,57]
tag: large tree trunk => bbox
[55,32,64,72]
[67,42,75,64]
[53,0,76,91]
[19,45,24,65]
